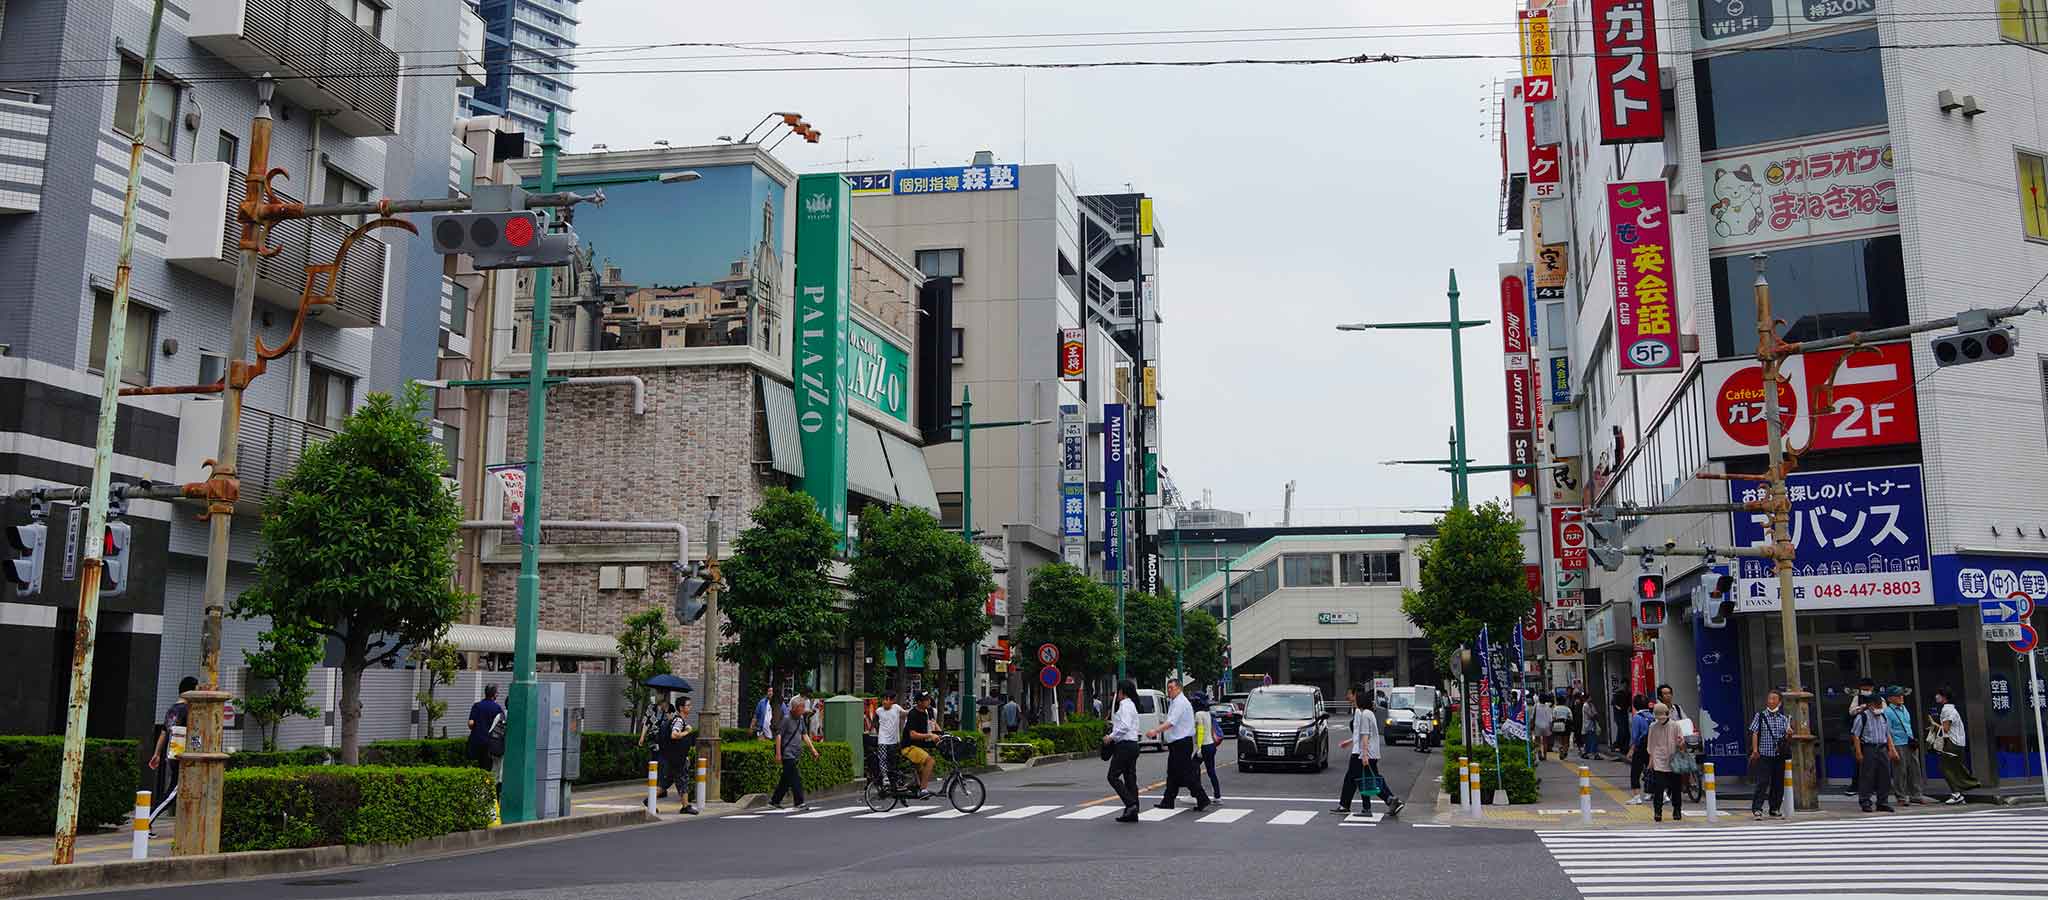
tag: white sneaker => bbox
[1626,795,1646,805]
[1945,794,1965,805]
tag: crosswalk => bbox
[1538,809,2048,898]
[723,802,1389,827]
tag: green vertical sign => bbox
[794,173,851,539]
[848,321,911,423]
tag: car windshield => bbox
[1245,693,1315,719]
[1389,693,1418,710]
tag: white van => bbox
[1135,688,1168,751]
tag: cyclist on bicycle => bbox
[903,691,942,798]
[870,689,906,788]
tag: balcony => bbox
[457,5,487,88]
[187,0,401,137]
[174,401,336,510]
[165,162,387,330]
[0,92,51,214]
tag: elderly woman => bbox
[1645,702,1685,822]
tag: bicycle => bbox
[862,734,986,814]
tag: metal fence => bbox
[234,667,636,752]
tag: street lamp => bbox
[1165,518,1226,684]
[1338,270,1486,509]
[1105,500,1174,683]
[949,385,1050,733]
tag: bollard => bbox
[1704,762,1719,822]
[1458,757,1470,809]
[1782,761,1795,820]
[1469,759,1483,818]
[647,760,659,815]
[1579,766,1593,824]
[695,756,707,809]
[132,790,150,860]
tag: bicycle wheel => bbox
[862,777,899,813]
[1686,775,1704,803]
[947,773,987,814]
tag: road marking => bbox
[1137,794,1344,803]
[1196,807,1251,823]
[787,806,864,819]
[1057,806,1126,821]
[576,803,647,811]
[853,806,935,819]
[922,805,1000,819]
[988,805,1061,820]
[1339,812,1385,827]
[1266,810,1318,825]
[724,814,762,819]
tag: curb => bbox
[0,809,654,899]
[1026,752,1086,768]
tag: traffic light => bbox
[5,519,46,597]
[673,562,712,625]
[1700,569,1737,628]
[1634,570,1667,630]
[429,211,578,270]
[1931,312,2017,368]
[1587,518,1624,572]
[101,521,131,598]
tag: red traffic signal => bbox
[1636,573,1664,600]
[503,214,535,248]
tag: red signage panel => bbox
[1500,267,1529,356]
[1606,181,1681,374]
[1509,431,1536,497]
[1704,341,1920,459]
[1059,327,1086,380]
[1551,505,1587,571]
[1593,0,1666,145]
[1505,366,1535,432]
[1527,98,1561,200]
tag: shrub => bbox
[0,737,136,835]
[357,739,468,768]
[720,727,755,745]
[575,731,647,785]
[944,730,985,767]
[718,740,854,803]
[1440,743,1540,804]
[226,746,333,770]
[1018,720,1106,755]
[221,765,494,852]
[999,738,1054,763]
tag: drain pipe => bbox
[461,519,687,568]
[564,376,645,415]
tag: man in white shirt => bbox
[1104,680,1144,822]
[1145,680,1211,811]
[869,689,907,788]
[1335,683,1404,816]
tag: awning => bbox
[846,418,898,503]
[443,623,621,659]
[881,431,939,514]
[759,376,805,478]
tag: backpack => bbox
[487,713,507,757]
[1551,704,1571,733]
[670,715,689,741]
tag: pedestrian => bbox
[638,698,671,794]
[1626,694,1653,804]
[1610,686,1631,761]
[470,688,508,769]
[1091,695,1103,718]
[147,676,197,829]
[1656,683,1687,723]
[1146,681,1210,811]
[1001,693,1021,737]
[1645,702,1684,822]
[665,696,700,814]
[1849,689,1898,813]
[769,696,819,811]
[1928,687,1980,803]
[754,686,781,740]
[1843,676,1876,796]
[1334,683,1404,817]
[869,689,906,788]
[1579,693,1602,760]
[1192,692,1223,803]
[1103,679,1143,823]
[902,692,942,796]
[1565,691,1584,758]
[1883,686,1928,806]
[1530,695,1553,760]
[1747,689,1791,819]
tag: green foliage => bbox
[0,737,135,835]
[241,616,323,752]
[944,729,985,767]
[999,738,1055,763]
[357,739,469,768]
[1121,592,1182,687]
[1018,720,1108,755]
[719,727,755,745]
[720,487,847,685]
[234,386,471,764]
[1180,607,1226,686]
[221,766,494,851]
[573,731,647,785]
[1401,501,1535,666]
[1014,563,1119,688]
[847,504,992,694]
[716,740,855,803]
[413,639,460,741]
[1440,739,1540,804]
[226,746,334,770]
[618,605,682,729]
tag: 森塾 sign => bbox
[1593,0,1666,145]
[1730,464,1931,611]
[1699,0,1878,51]
[1551,505,1587,571]
[1705,128,1897,253]
[1606,181,1681,374]
[1704,341,1919,459]
[1059,327,1085,380]
[1519,10,1555,102]
[893,163,1018,195]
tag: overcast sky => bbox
[572,0,1525,526]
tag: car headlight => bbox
[1298,726,1316,740]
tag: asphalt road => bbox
[86,728,1576,900]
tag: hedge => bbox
[221,766,494,852]
[358,739,469,768]
[1018,720,1106,755]
[1440,741,1540,804]
[226,747,334,770]
[720,727,755,745]
[944,730,985,767]
[0,737,136,835]
[717,740,854,803]
[1000,738,1054,763]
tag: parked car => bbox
[1235,684,1330,772]
[1135,688,1168,751]
[1210,698,1241,737]
[1383,685,1442,745]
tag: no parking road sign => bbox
[1038,643,1060,666]
[1039,665,1062,689]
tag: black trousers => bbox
[1753,754,1786,814]
[1338,756,1399,812]
[1161,737,1209,807]
[1648,769,1683,816]
[660,741,695,797]
[1200,742,1221,798]
[1107,740,1140,812]
[770,757,805,806]
[1856,747,1893,805]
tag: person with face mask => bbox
[1883,686,1927,806]
[1849,690,1898,813]
[1748,689,1791,819]
[1644,702,1685,822]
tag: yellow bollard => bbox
[1704,762,1719,822]
[132,791,151,860]
[1469,758,1483,818]
[647,760,660,815]
[1579,766,1593,824]
[1458,756,1470,809]
[695,756,707,809]
[1783,760,1794,820]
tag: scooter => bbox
[1412,718,1435,752]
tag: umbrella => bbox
[644,674,693,693]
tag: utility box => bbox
[822,694,864,756]
[532,681,566,818]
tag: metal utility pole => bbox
[1218,561,1239,695]
[51,0,166,865]
[1337,270,1486,508]
[699,495,724,803]
[951,387,1047,731]
[1172,520,1183,683]
[1752,254,1817,812]
[502,109,564,824]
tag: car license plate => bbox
[1265,746,1285,757]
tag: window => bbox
[306,365,355,431]
[88,290,155,387]
[2002,0,2048,45]
[2021,151,2048,242]
[1695,30,1883,152]
[1340,551,1402,585]
[937,491,964,530]
[1282,553,1334,587]
[448,280,469,337]
[440,422,460,478]
[1544,302,1568,352]
[216,131,240,167]
[324,166,370,227]
[949,326,964,362]
[916,248,963,281]
[113,57,177,156]
[1712,236,1906,357]
[198,352,226,387]
[325,0,383,37]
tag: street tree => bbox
[617,605,681,729]
[1180,607,1226,687]
[920,531,996,722]
[1121,591,1182,687]
[1400,500,1534,666]
[719,487,846,688]
[1014,563,1118,709]
[238,615,322,752]
[847,504,989,696]
[414,638,459,739]
[233,386,470,764]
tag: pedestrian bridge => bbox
[1175,533,1432,680]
